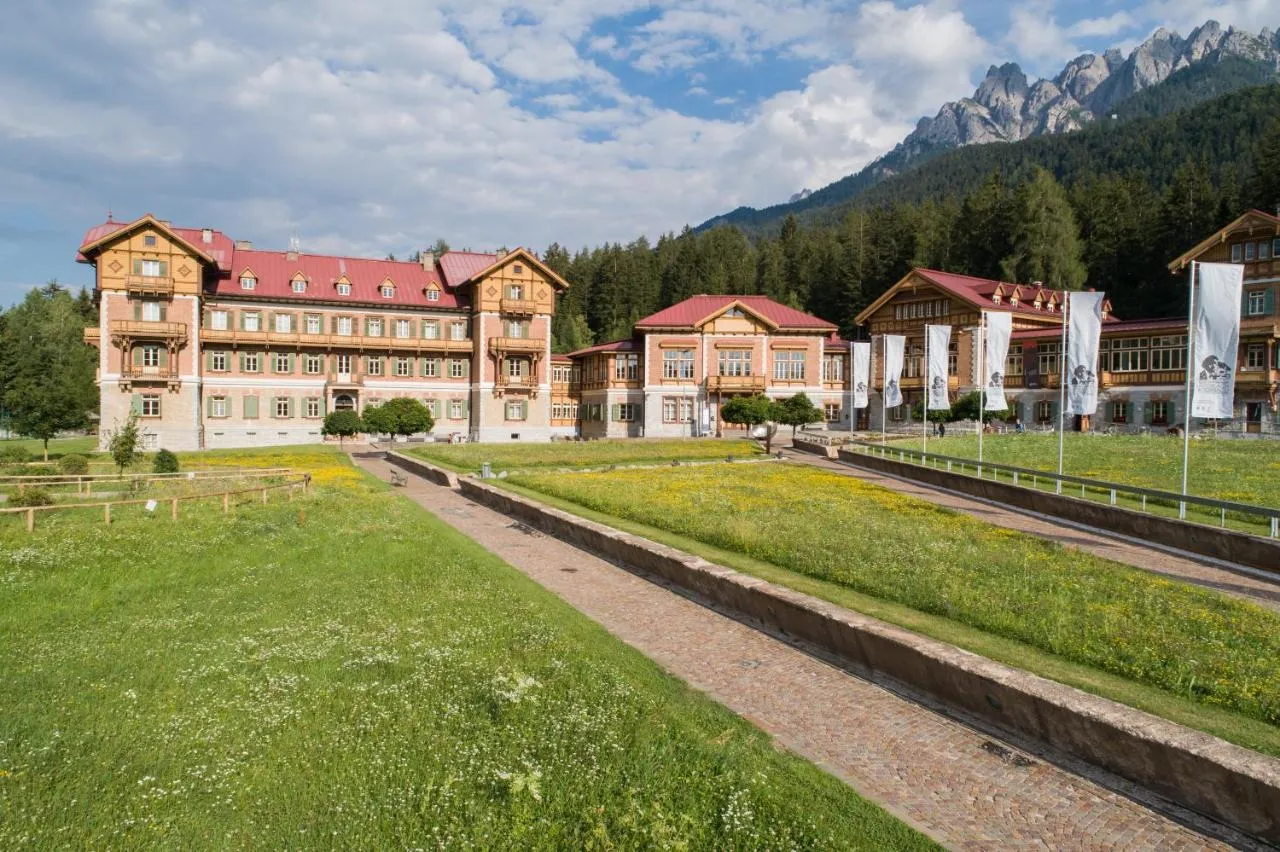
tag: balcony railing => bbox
[109,319,188,344]
[201,327,472,353]
[124,275,175,297]
[488,336,547,355]
[499,297,539,315]
[83,327,101,345]
[707,374,766,392]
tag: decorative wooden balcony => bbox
[124,275,175,298]
[109,319,188,345]
[707,374,766,393]
[1236,367,1280,386]
[488,336,547,355]
[494,373,541,398]
[200,327,472,353]
[499,297,539,316]
[83,327,101,346]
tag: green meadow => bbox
[406,437,763,472]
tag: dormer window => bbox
[336,279,352,296]
[239,274,256,290]
[992,293,1002,305]
[291,276,307,293]
[426,288,440,302]
[380,281,395,298]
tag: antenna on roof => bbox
[106,208,114,222]
[288,234,301,253]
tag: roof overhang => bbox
[1167,209,1280,273]
[692,298,780,331]
[78,214,217,266]
[464,247,569,290]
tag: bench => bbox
[389,469,408,487]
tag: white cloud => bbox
[1138,0,1280,33]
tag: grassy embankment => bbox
[405,437,763,473]
[0,446,932,849]
[505,462,1280,757]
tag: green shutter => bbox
[206,396,214,418]
[157,349,168,367]
[201,310,209,329]
[130,394,142,414]
[240,311,247,331]
[288,353,295,373]
[1266,287,1276,316]
[244,395,258,419]
[610,403,620,422]
[158,304,167,322]
[133,303,142,321]
[521,401,529,420]
[1167,399,1177,425]
[204,351,212,371]
[1143,401,1153,424]
[132,259,142,275]
[239,352,246,372]
[132,346,144,366]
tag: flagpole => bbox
[977,315,985,470]
[923,332,929,455]
[1179,261,1196,519]
[849,343,855,438]
[1057,294,1069,493]
[881,335,887,447]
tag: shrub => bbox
[10,486,54,507]
[57,453,90,475]
[21,464,58,477]
[152,449,180,474]
[0,445,32,465]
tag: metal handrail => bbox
[844,441,1280,537]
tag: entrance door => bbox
[334,394,356,412]
[1246,402,1263,433]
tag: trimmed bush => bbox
[0,445,32,465]
[57,454,90,475]
[10,486,54,507]
[152,449,180,474]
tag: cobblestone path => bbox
[352,451,1242,851]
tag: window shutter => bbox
[244,395,258,419]
[158,304,167,322]
[238,352,245,372]
[201,310,209,328]
[240,311,247,331]
[157,348,168,368]
[521,401,529,420]
[462,398,470,418]
[1242,288,1250,316]
[1167,399,1176,425]
[1143,401,1152,424]
[1049,399,1058,422]
[610,403,620,422]
[206,396,214,418]
[132,259,142,275]
[204,351,212,371]
[130,394,142,414]
[1266,287,1276,316]
[132,346,144,366]
[288,353,295,373]
[133,303,142,321]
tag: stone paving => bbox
[778,440,1280,613]
[352,450,1242,851]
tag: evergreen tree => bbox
[1249,116,1280,214]
[950,172,1014,280]
[1000,168,1088,290]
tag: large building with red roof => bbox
[80,214,569,449]
[854,210,1280,434]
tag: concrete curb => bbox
[385,451,459,488]
[458,476,1280,844]
[791,437,839,459]
[836,449,1280,575]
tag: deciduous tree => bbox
[362,398,434,440]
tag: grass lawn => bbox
[406,437,763,473]
[897,433,1280,509]
[0,447,932,850]
[0,436,97,460]
[506,463,1280,753]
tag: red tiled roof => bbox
[567,338,640,357]
[438,251,499,288]
[550,353,574,363]
[76,218,236,272]
[914,269,1074,319]
[214,249,464,309]
[635,295,836,331]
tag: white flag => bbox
[851,342,871,408]
[1066,291,1104,416]
[925,325,951,411]
[883,335,905,408]
[983,312,1013,411]
[1191,263,1244,419]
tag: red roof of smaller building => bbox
[550,353,574,363]
[77,218,236,272]
[567,338,640,357]
[635,295,835,331]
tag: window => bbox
[274,353,291,373]
[422,321,440,339]
[395,357,412,377]
[773,350,805,381]
[1036,400,1053,423]
[243,352,260,373]
[1104,337,1148,372]
[512,264,523,275]
[823,356,844,382]
[142,345,160,368]
[335,354,352,374]
[948,341,958,376]
[427,288,440,302]
[1005,344,1024,377]
[141,301,161,322]
[275,397,292,419]
[421,358,440,378]
[240,274,256,290]
[395,319,411,338]
[506,401,526,421]
[614,353,639,381]
[1245,242,1257,261]
[336,316,353,336]
[337,282,351,296]
[381,283,395,298]
[1148,335,1187,370]
[1038,341,1061,376]
[505,357,527,381]
[366,317,384,337]
[211,351,228,372]
[1110,401,1129,423]
[141,394,161,417]
[449,399,464,419]
[366,357,384,376]
[1246,343,1266,369]
[305,314,322,334]
[305,354,324,374]
[1261,241,1272,260]
[306,398,322,418]
[1231,244,1243,263]
[889,404,904,422]
[243,312,261,332]
[617,403,637,422]
[275,313,293,333]
[905,344,923,379]
[291,278,307,293]
[824,403,841,422]
[718,349,752,377]
[724,307,744,318]
[450,321,467,341]
[663,349,695,380]
[1247,290,1266,316]
[449,359,468,379]
[507,284,523,300]
[140,259,164,278]
[1151,400,1169,425]
[506,320,526,338]
[1274,238,1280,259]
[210,396,228,418]
[143,234,156,247]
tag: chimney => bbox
[201,228,213,244]
[420,251,435,271]
[234,240,253,250]
[286,235,300,261]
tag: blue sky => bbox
[0,0,1275,304]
